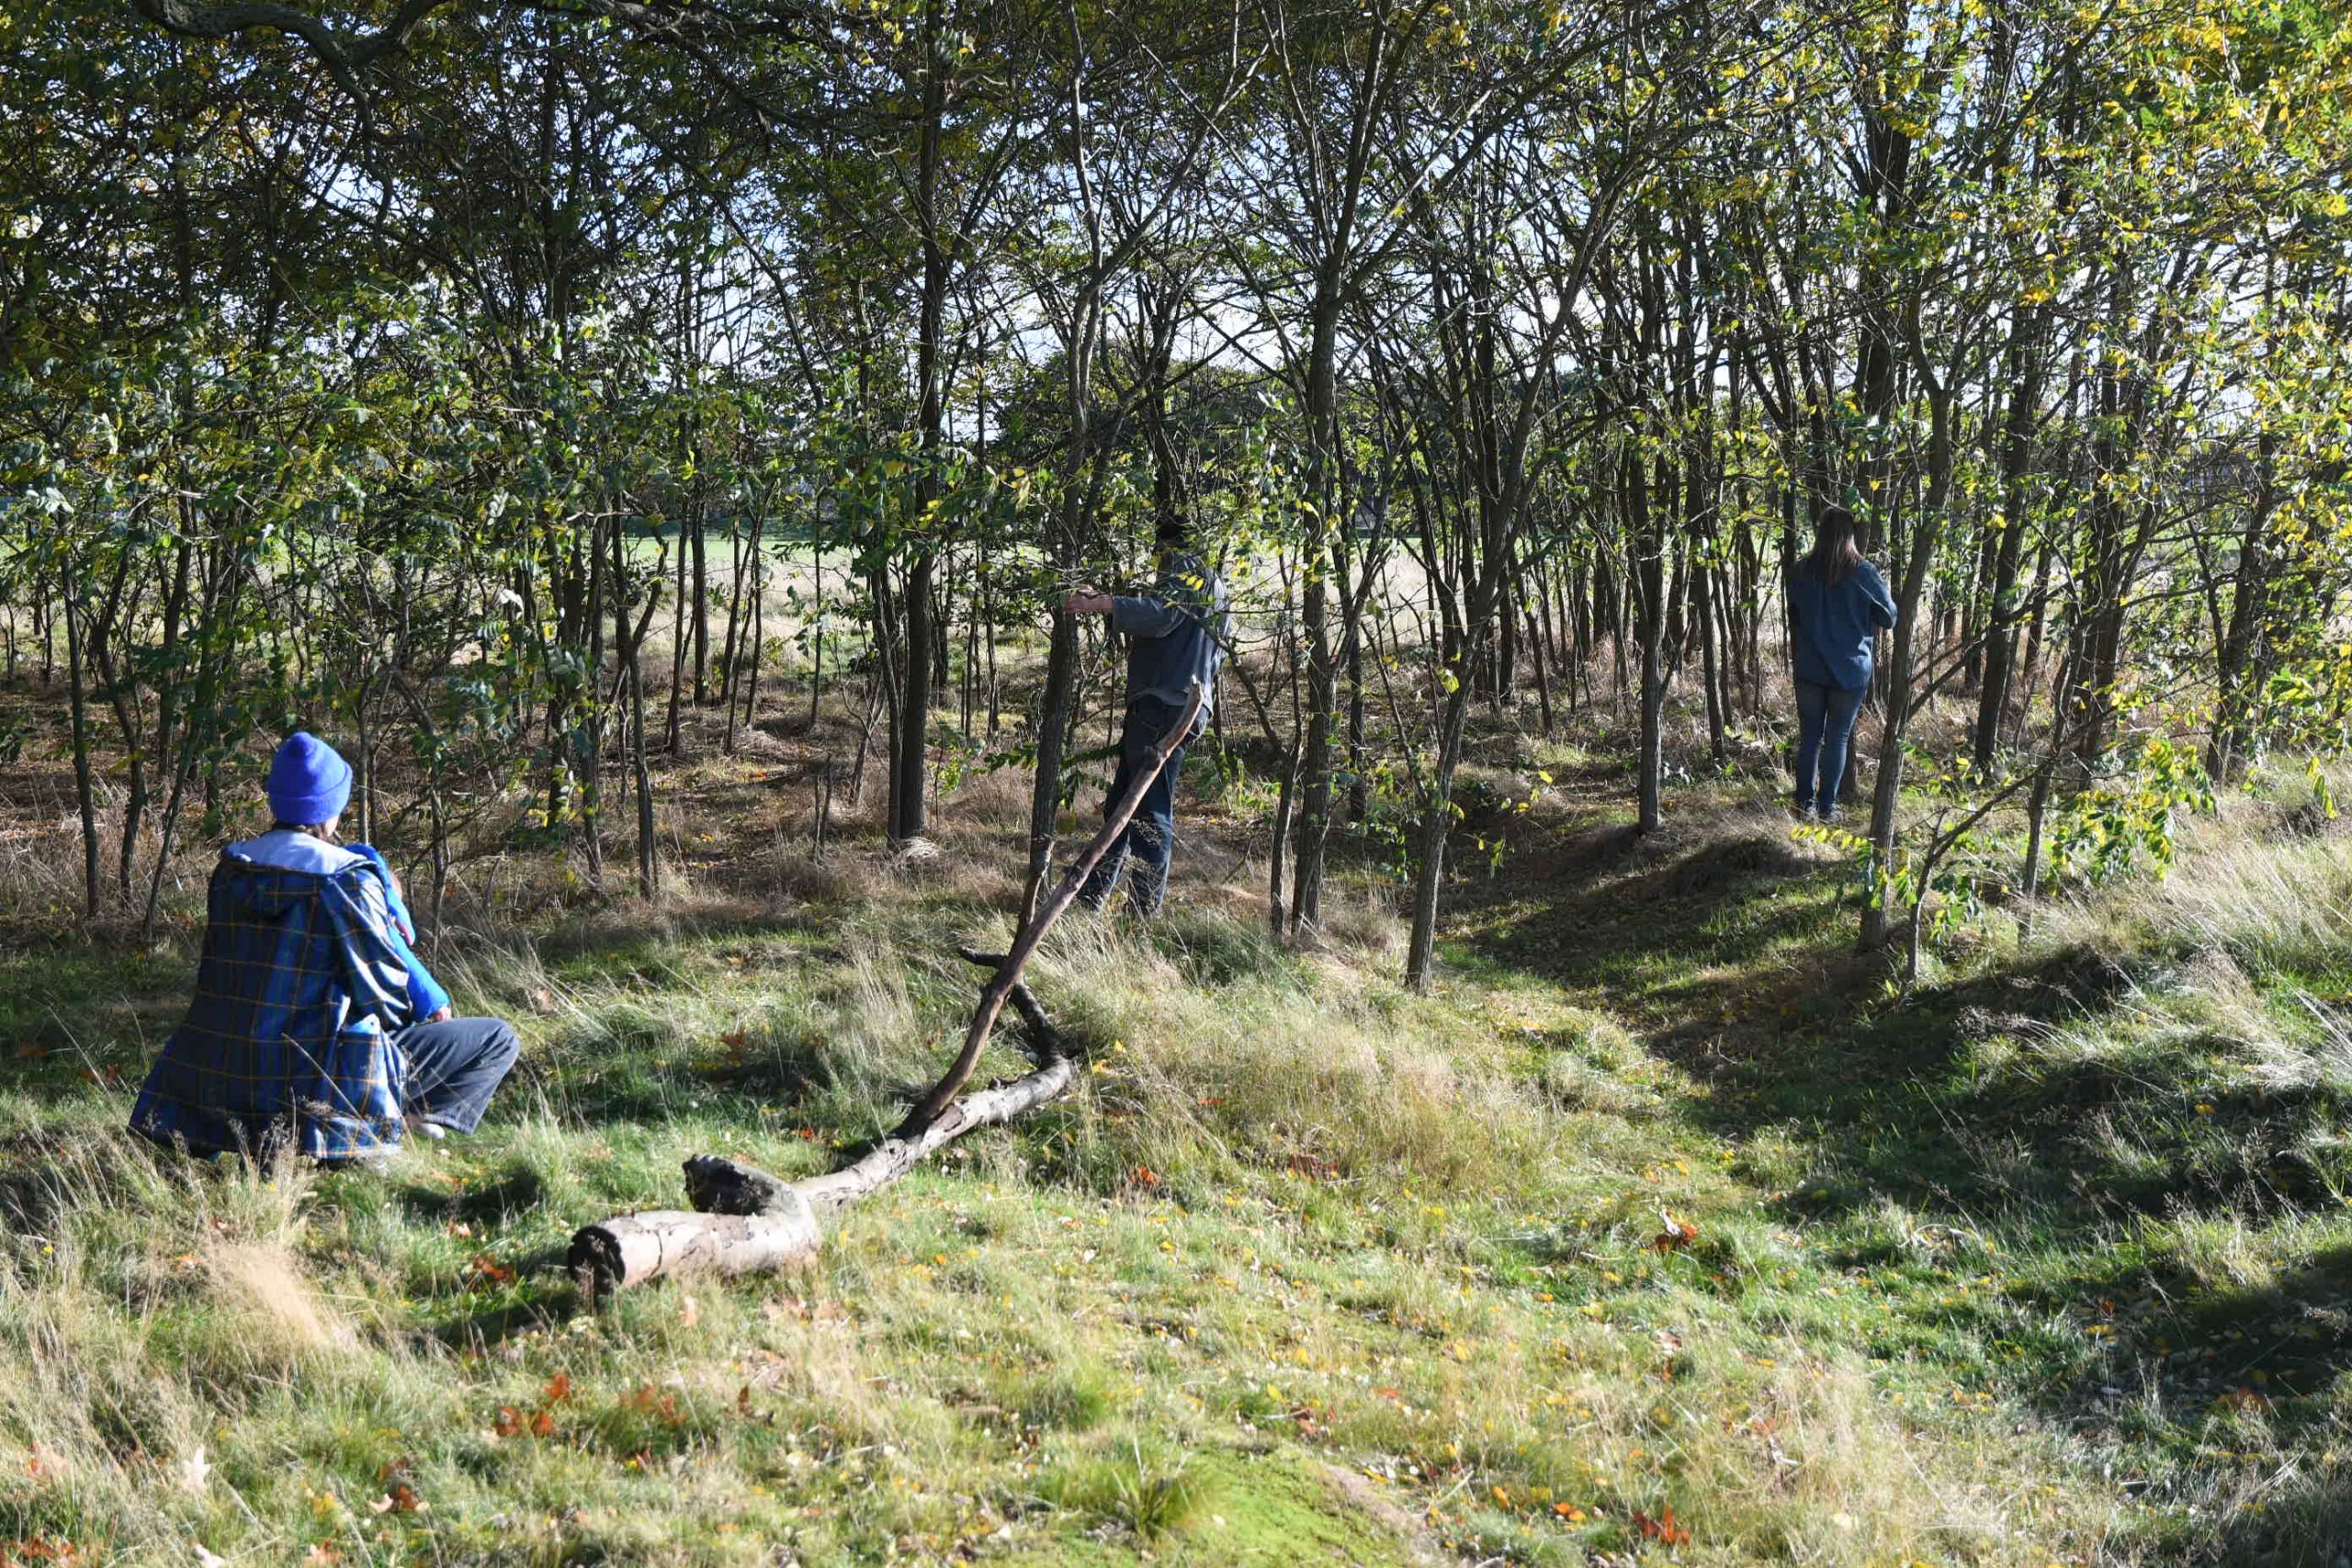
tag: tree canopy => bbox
[4,0,2349,977]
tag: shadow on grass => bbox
[1467,807,2352,1454]
[2189,1373,2352,1568]
[1461,818,1857,1024]
[2054,1238,2352,1435]
[396,1162,548,1227]
[423,1265,582,1351]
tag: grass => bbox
[3,702,2352,1563]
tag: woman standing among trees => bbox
[1787,507,1896,823]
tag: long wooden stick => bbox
[568,684,1201,1297]
[893,676,1203,1136]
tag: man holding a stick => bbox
[1060,521,1229,915]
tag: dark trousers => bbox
[392,1017,520,1133]
[1078,697,1193,915]
[1792,678,1866,818]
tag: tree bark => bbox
[62,569,101,922]
[570,1197,822,1295]
[890,0,951,849]
[1971,304,2047,769]
[1859,383,1952,950]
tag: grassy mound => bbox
[2,764,2349,1563]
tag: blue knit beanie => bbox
[266,732,353,827]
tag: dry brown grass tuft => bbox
[2042,808,2352,975]
[1317,884,1405,955]
[938,762,1036,830]
[201,1238,354,1356]
[1020,917,1559,1193]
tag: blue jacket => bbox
[130,850,417,1158]
[1788,560,1898,692]
[346,843,452,1019]
[193,829,450,1018]
[1112,552,1228,716]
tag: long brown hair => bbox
[1799,506,1863,585]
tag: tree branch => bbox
[130,0,453,131]
[895,676,1204,1136]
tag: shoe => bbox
[404,1116,447,1143]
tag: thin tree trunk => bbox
[62,574,101,921]
[1859,385,1953,951]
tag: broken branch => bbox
[567,1053,1080,1295]
[567,682,1200,1298]
[894,677,1203,1135]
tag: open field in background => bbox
[0,536,1509,936]
[585,538,1454,795]
[1,671,2349,1565]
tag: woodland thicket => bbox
[3,0,2349,979]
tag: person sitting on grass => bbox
[1060,519,1229,916]
[130,731,519,1162]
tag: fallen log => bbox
[567,971,1083,1295]
[567,682,1200,1300]
[568,1195,821,1289]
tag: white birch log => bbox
[566,684,1200,1299]
[569,1053,1079,1296]
[568,1186,820,1294]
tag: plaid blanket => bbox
[130,850,416,1159]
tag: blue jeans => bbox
[391,1016,520,1133]
[1078,697,1193,915]
[1793,679,1865,818]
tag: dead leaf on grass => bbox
[1651,1212,1699,1253]
[1634,1504,1690,1546]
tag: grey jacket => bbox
[1111,552,1229,716]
